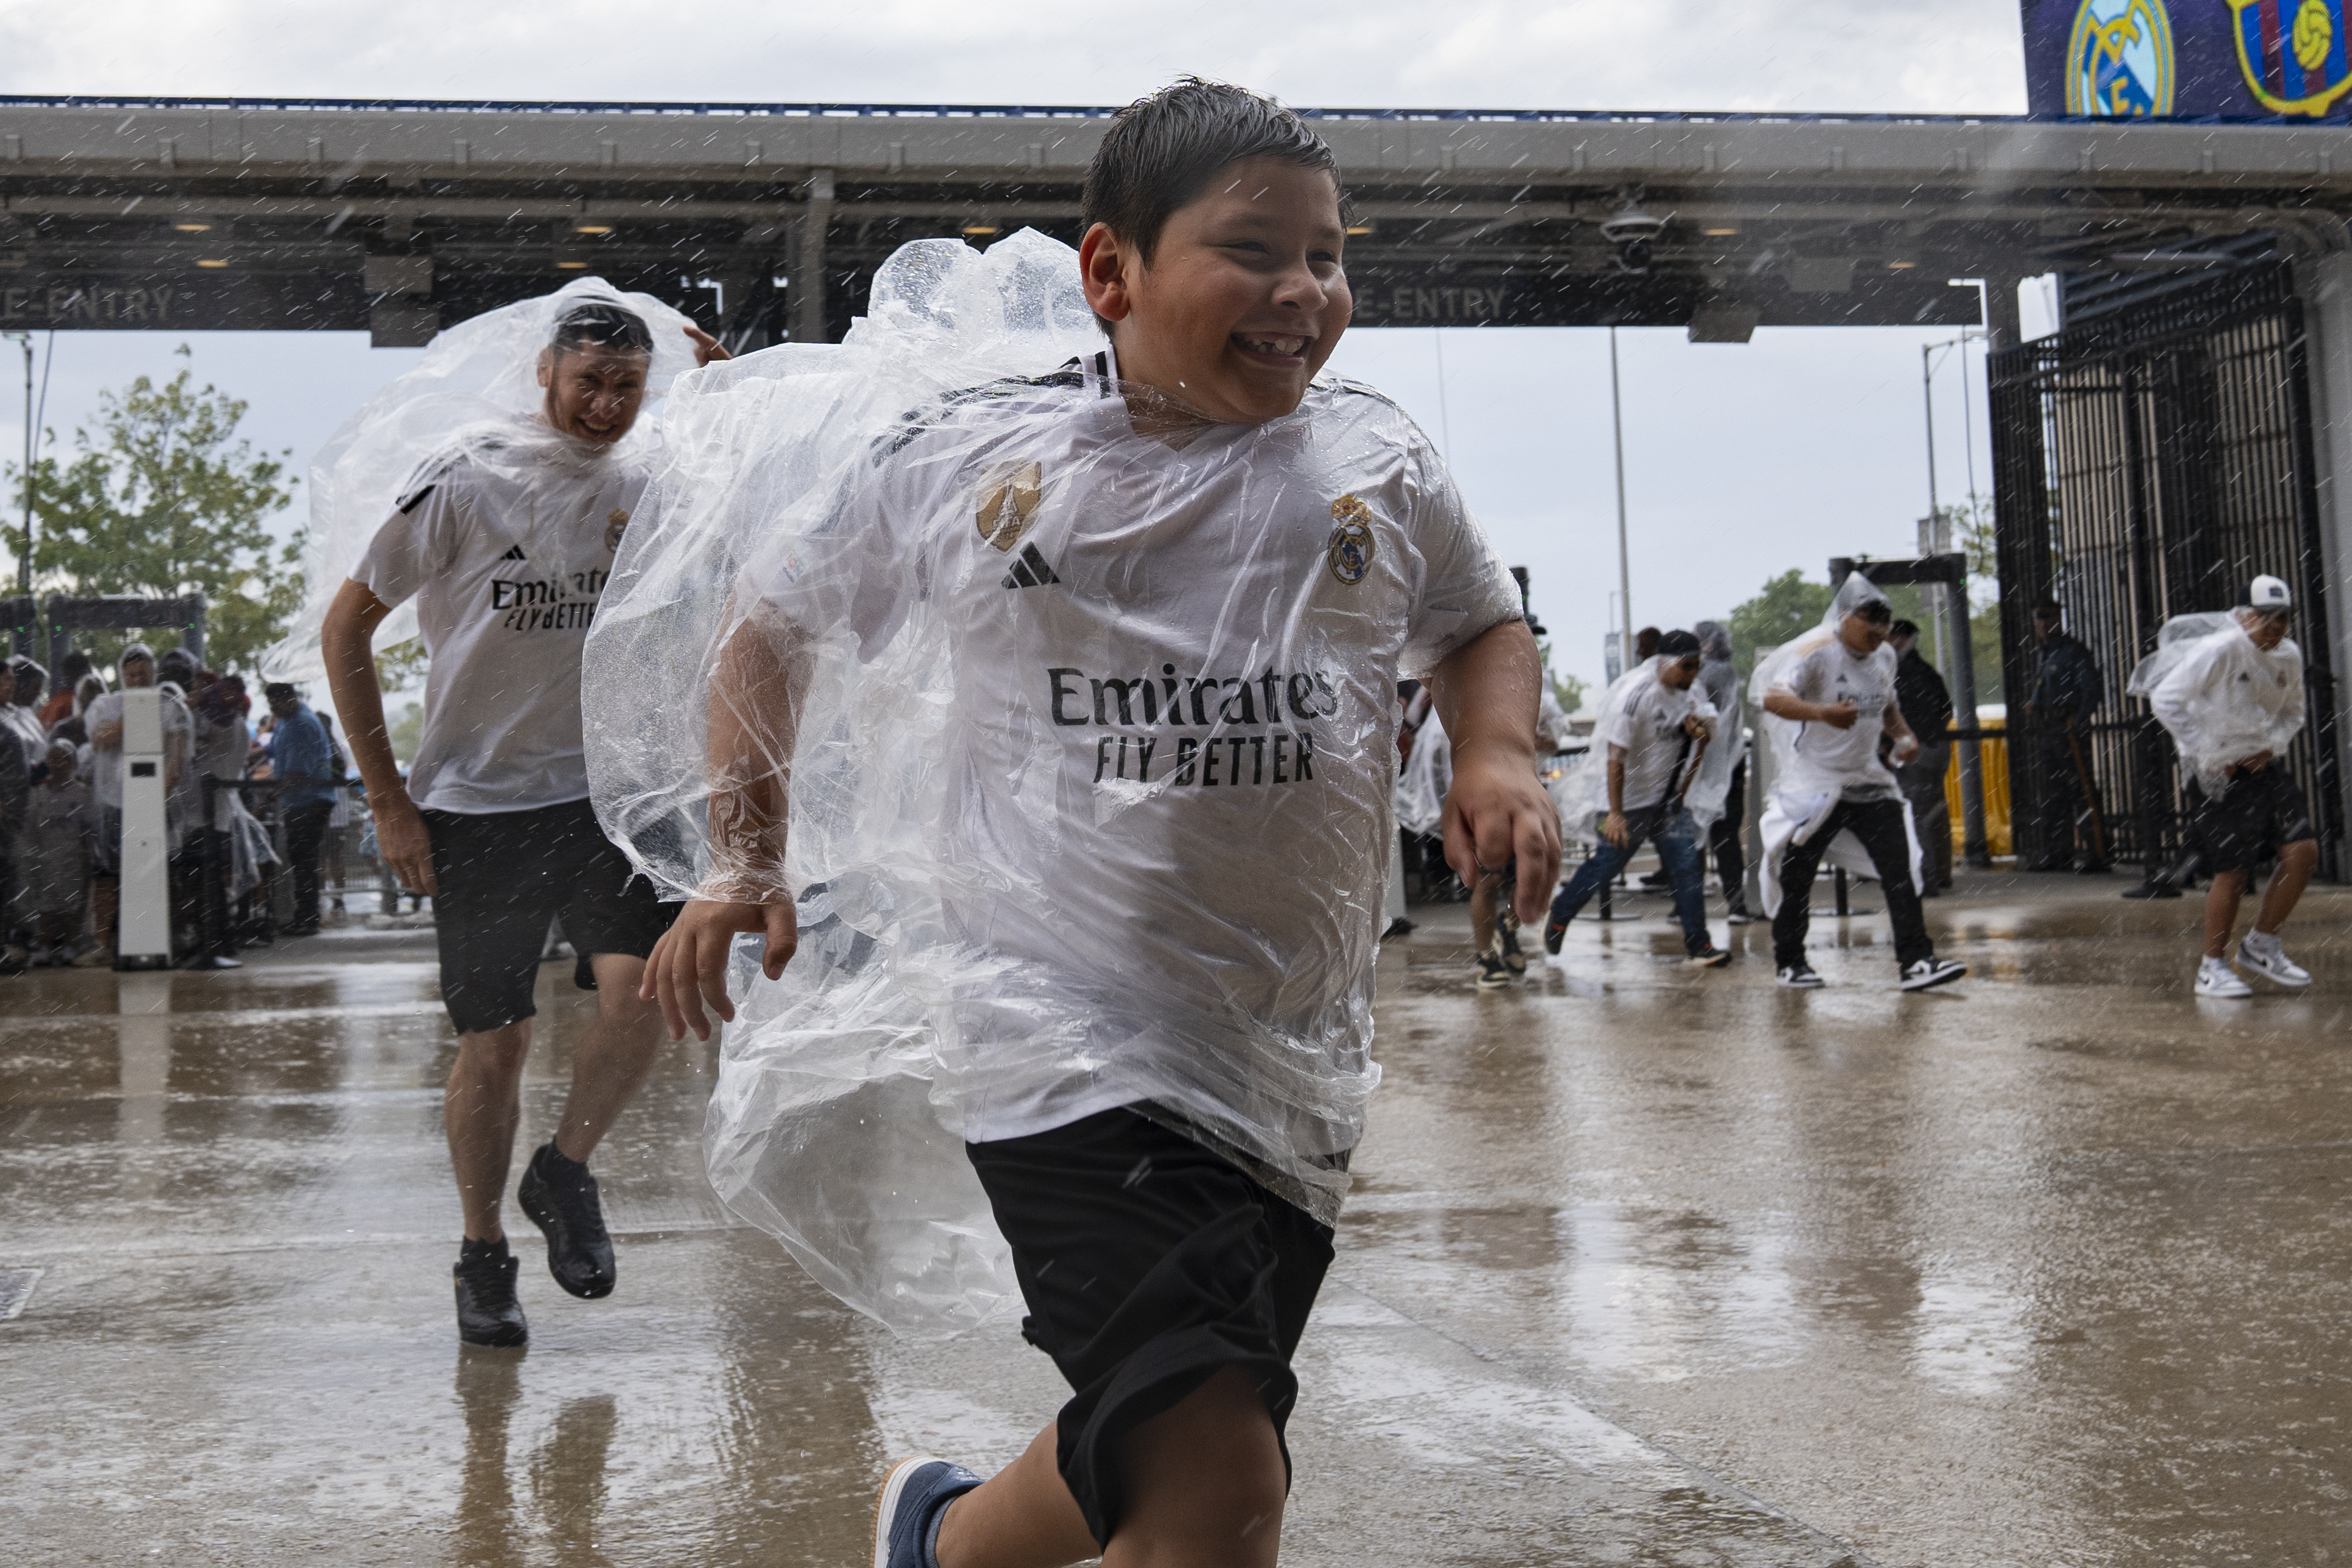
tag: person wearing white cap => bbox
[2130,574,2317,998]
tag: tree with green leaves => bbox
[1536,638,1591,716]
[1723,569,1834,686]
[9,347,302,678]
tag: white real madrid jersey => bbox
[753,350,1521,1143]
[354,417,651,815]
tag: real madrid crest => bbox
[605,509,630,552]
[1327,494,1375,587]
[975,461,1043,552]
[2065,0,2176,116]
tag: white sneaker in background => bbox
[2195,957,2253,999]
[2236,932,2311,988]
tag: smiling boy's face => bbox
[1080,157,1352,425]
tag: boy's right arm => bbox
[643,608,810,1042]
[322,579,434,894]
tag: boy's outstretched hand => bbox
[1443,742,1564,926]
[641,897,798,1041]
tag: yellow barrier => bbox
[1943,713,2012,858]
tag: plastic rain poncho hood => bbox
[579,231,1520,1337]
[2127,610,2307,794]
[1747,574,1921,913]
[262,277,703,681]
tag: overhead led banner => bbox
[2023,0,2352,120]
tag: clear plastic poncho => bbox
[262,277,703,681]
[2127,610,2308,795]
[1553,657,1725,846]
[1747,574,1919,912]
[583,230,1518,1336]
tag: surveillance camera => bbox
[1600,200,1666,276]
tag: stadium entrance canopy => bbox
[0,97,2346,346]
[5,94,2352,879]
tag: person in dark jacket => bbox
[1888,621,1955,891]
[2024,600,2105,870]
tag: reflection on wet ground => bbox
[5,872,2351,1564]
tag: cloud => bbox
[0,0,2028,114]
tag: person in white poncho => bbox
[2131,574,2317,999]
[1541,629,1731,968]
[1754,574,1967,992]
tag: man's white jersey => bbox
[354,417,651,814]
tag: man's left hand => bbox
[683,324,731,368]
[1442,743,1564,927]
[1893,733,1920,765]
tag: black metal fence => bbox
[1987,259,2342,878]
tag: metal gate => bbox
[1986,258,2342,877]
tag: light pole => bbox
[1610,326,1632,653]
[1922,327,1992,868]
[4,330,27,596]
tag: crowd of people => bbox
[0,642,355,969]
[1436,574,2317,1005]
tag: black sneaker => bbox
[1474,951,1514,989]
[1899,956,1967,992]
[454,1244,528,1348]
[1725,902,1759,926]
[1543,914,1568,955]
[1496,922,1527,975]
[1686,946,1733,968]
[517,1143,617,1300]
[1776,963,1825,988]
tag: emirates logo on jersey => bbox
[975,461,1042,552]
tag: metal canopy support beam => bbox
[41,594,206,674]
[794,169,833,344]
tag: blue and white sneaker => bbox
[873,1456,982,1568]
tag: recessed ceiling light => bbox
[1888,259,1918,270]
[556,260,588,270]
[195,258,229,268]
[961,223,1000,237]
[174,222,212,232]
[1703,226,1739,237]
[1345,223,1373,235]
[574,223,613,235]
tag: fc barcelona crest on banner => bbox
[2230,0,2352,116]
[2066,0,2178,115]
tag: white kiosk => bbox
[116,685,173,970]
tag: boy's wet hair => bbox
[550,301,654,358]
[1081,78,1344,268]
[1850,599,1894,626]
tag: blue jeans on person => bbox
[1551,803,1712,955]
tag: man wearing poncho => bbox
[2129,574,2317,999]
[1752,574,1967,992]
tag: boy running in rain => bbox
[1544,629,1731,967]
[645,80,1559,1568]
[2134,574,2317,998]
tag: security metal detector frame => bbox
[0,593,207,666]
[1828,553,1990,868]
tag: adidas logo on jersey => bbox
[500,545,527,562]
[1002,542,1060,590]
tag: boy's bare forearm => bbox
[321,580,405,801]
[1428,619,1540,764]
[701,612,810,900]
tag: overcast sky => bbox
[0,0,2040,694]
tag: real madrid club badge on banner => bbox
[2025,0,2352,120]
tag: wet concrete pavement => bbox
[5,871,2350,1565]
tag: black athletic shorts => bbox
[965,1106,1338,1548]
[2189,765,2316,876]
[423,798,675,1035]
